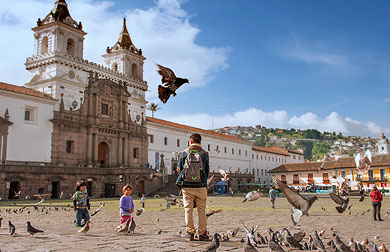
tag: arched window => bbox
[132,63,137,78]
[112,63,118,72]
[66,38,75,56]
[41,36,49,54]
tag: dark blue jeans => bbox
[75,208,90,227]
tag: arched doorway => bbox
[98,142,109,168]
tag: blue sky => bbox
[0,0,389,136]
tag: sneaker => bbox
[185,232,195,241]
[199,231,211,241]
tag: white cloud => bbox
[0,0,230,100]
[163,108,390,137]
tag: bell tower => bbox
[25,0,87,110]
[103,18,146,80]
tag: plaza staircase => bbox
[150,175,181,196]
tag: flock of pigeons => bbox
[202,222,389,252]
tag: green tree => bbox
[312,142,331,160]
[146,102,161,118]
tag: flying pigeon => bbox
[276,178,318,225]
[218,168,230,182]
[117,219,130,233]
[9,220,16,236]
[59,191,64,199]
[78,220,90,235]
[135,208,145,216]
[256,233,266,245]
[27,221,43,237]
[157,64,189,103]
[91,203,105,216]
[243,190,262,202]
[329,191,349,213]
[241,221,259,247]
[207,175,215,187]
[243,235,259,252]
[359,191,365,202]
[313,231,326,252]
[128,217,136,233]
[203,233,220,252]
[34,198,45,205]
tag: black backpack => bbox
[182,149,205,183]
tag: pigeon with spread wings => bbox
[219,168,230,182]
[157,64,189,103]
[276,178,318,225]
[329,191,349,213]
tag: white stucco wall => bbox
[251,150,290,184]
[147,120,252,175]
[0,90,55,163]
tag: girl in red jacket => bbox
[370,186,383,221]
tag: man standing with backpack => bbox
[176,133,210,241]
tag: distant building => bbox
[377,133,389,154]
[269,154,390,190]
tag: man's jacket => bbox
[176,144,209,188]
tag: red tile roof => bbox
[0,82,56,101]
[146,117,248,143]
[288,149,304,155]
[252,145,290,156]
[269,154,390,173]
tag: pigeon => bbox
[241,221,258,247]
[128,217,136,233]
[207,175,215,187]
[256,232,266,245]
[78,220,90,235]
[155,230,162,235]
[27,221,43,236]
[359,191,365,202]
[218,168,230,182]
[335,235,353,252]
[135,208,145,216]
[244,235,259,252]
[313,231,326,252]
[9,220,16,236]
[228,227,240,237]
[328,240,339,252]
[204,233,220,252]
[303,242,310,250]
[0,217,2,228]
[243,190,262,202]
[318,229,326,237]
[34,198,44,205]
[276,178,318,225]
[348,204,353,211]
[292,229,305,242]
[14,191,21,198]
[269,231,285,252]
[117,219,130,233]
[206,209,223,218]
[90,203,105,216]
[283,228,303,250]
[157,64,189,103]
[329,192,349,213]
[380,244,390,252]
[371,242,380,252]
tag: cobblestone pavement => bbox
[1,195,389,251]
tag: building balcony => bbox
[360,178,389,183]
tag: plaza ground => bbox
[0,194,389,251]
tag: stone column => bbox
[93,133,99,165]
[87,132,93,164]
[124,135,128,166]
[118,135,123,165]
[0,134,2,163]
[2,133,7,164]
[88,93,93,116]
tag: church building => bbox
[0,0,160,200]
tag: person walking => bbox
[269,186,277,208]
[370,186,383,221]
[176,133,210,241]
